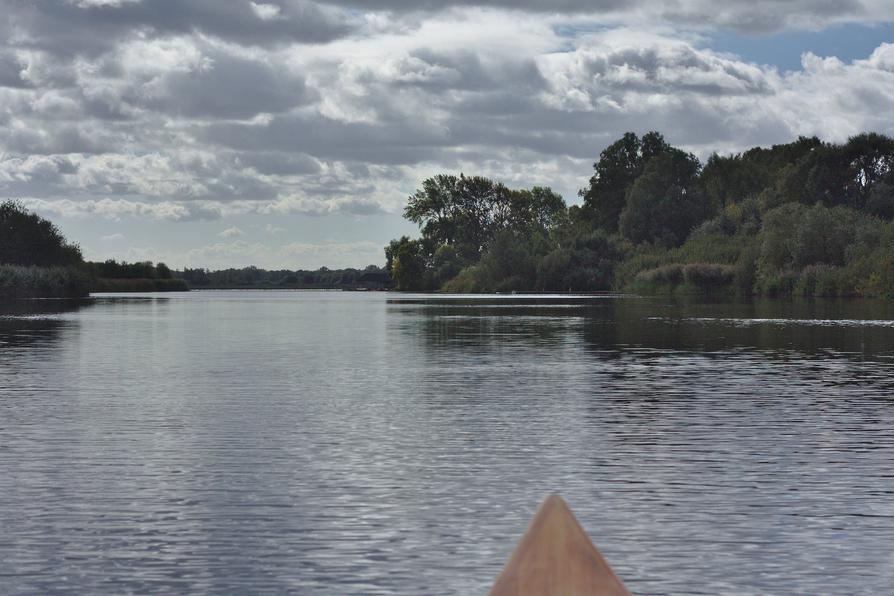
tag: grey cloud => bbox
[324,0,882,32]
[661,0,868,33]
[202,113,448,165]
[9,0,354,56]
[135,51,312,119]
[582,45,771,96]
[331,197,387,215]
[0,52,28,88]
[21,197,224,221]
[201,173,280,202]
[325,0,630,12]
[4,124,115,155]
[235,152,323,176]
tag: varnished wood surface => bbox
[489,494,631,596]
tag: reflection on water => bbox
[2,292,894,594]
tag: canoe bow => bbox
[489,494,631,596]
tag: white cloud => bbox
[100,232,125,241]
[251,2,282,21]
[218,226,245,238]
[21,198,222,221]
[3,3,894,268]
[72,0,141,7]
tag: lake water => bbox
[2,291,894,594]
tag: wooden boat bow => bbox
[489,494,631,596]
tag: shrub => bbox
[682,263,736,288]
[797,264,862,297]
[636,263,684,285]
[0,265,92,299]
[441,265,486,293]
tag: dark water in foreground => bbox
[2,291,894,595]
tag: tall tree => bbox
[403,174,566,264]
[0,201,82,267]
[580,131,670,231]
[403,174,507,263]
[619,149,708,246]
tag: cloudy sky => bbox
[3,0,894,269]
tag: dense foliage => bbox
[0,265,92,300]
[87,260,174,280]
[0,201,90,298]
[84,259,188,292]
[0,201,83,267]
[387,131,894,297]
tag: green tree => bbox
[769,134,894,210]
[387,236,427,291]
[580,131,670,232]
[0,201,83,267]
[432,244,462,287]
[397,175,567,290]
[867,180,894,219]
[155,262,172,279]
[619,150,708,246]
[477,231,537,291]
[842,133,894,209]
[758,203,880,274]
[537,231,623,291]
[496,187,566,233]
[403,174,508,263]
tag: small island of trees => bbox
[385,131,894,297]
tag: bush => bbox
[615,233,756,291]
[0,265,92,299]
[733,242,760,295]
[694,198,762,238]
[536,249,573,291]
[632,262,735,294]
[441,265,486,293]
[759,204,880,270]
[636,263,684,285]
[682,263,736,288]
[793,264,849,297]
[755,270,798,297]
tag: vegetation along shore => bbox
[385,131,894,297]
[0,201,185,298]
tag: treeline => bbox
[0,200,91,299]
[386,132,894,298]
[85,259,188,292]
[177,265,391,289]
[0,201,188,298]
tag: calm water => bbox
[2,291,894,594]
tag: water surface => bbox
[2,291,894,594]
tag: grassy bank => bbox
[0,265,92,299]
